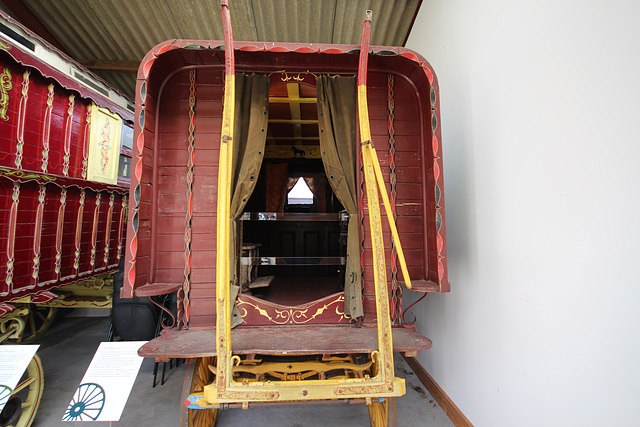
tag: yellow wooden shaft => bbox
[216,0,236,398]
[357,84,395,384]
[369,145,412,289]
[356,84,411,289]
[215,72,235,396]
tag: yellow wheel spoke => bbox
[35,309,48,323]
[13,376,35,394]
[28,312,38,335]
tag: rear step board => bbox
[139,325,431,359]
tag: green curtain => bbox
[316,75,363,319]
[228,73,270,326]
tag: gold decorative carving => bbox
[0,67,12,121]
[0,166,57,182]
[237,294,348,325]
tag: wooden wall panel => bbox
[359,73,432,323]
[148,67,223,324]
[151,69,191,287]
[187,68,223,326]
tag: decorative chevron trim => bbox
[15,70,29,169]
[42,84,54,173]
[62,94,75,176]
[181,68,197,329]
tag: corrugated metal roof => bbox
[0,0,421,99]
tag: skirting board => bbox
[402,356,473,427]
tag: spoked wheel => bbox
[62,383,105,421]
[368,397,396,427]
[180,357,219,427]
[1,305,58,344]
[0,354,45,427]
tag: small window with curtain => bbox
[285,176,315,212]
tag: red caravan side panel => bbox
[0,43,131,304]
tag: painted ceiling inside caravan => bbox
[0,0,422,100]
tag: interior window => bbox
[287,177,314,205]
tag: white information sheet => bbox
[63,341,146,422]
[0,345,39,413]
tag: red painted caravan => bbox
[127,3,447,426]
[0,10,133,336]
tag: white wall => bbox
[405,1,640,425]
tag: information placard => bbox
[0,345,39,413]
[63,341,146,422]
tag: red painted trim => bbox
[0,166,127,193]
[54,188,67,279]
[30,184,46,286]
[116,195,126,262]
[4,183,19,295]
[62,95,75,176]
[15,70,28,169]
[41,83,54,173]
[89,193,101,271]
[82,104,92,179]
[221,0,235,77]
[0,11,132,120]
[31,291,58,304]
[357,11,372,87]
[0,303,16,316]
[73,190,85,276]
[103,193,114,268]
[181,69,197,328]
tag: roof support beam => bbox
[287,83,302,141]
[77,59,139,73]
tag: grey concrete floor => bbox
[31,314,454,426]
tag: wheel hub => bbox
[0,396,23,427]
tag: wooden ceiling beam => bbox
[3,0,69,54]
[287,83,303,140]
[268,119,318,124]
[77,59,139,73]
[269,97,317,104]
[266,136,319,140]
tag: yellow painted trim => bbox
[357,85,372,143]
[216,69,235,397]
[369,145,412,289]
[201,375,406,405]
[357,85,412,289]
[358,80,396,388]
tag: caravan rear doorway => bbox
[239,76,349,307]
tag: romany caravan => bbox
[125,2,449,426]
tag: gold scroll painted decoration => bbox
[236,293,349,325]
[0,67,12,121]
[87,105,122,184]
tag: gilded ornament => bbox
[0,67,12,120]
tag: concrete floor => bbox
[31,313,454,426]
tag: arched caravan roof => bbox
[0,10,133,121]
[125,39,449,309]
[136,39,441,103]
